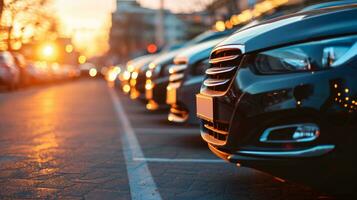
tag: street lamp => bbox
[43,44,55,57]
[65,44,74,53]
[78,55,87,64]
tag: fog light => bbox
[260,123,320,143]
[123,84,131,93]
[123,71,131,80]
[145,80,153,90]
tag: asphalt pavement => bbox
[0,79,336,200]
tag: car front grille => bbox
[168,64,187,85]
[203,45,244,94]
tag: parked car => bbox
[128,42,187,100]
[0,51,20,90]
[145,30,236,110]
[128,30,237,102]
[12,53,29,87]
[120,54,157,95]
[196,5,357,194]
[166,38,224,123]
[128,54,158,99]
[26,62,49,84]
[79,63,97,77]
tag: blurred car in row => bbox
[122,30,236,104]
[124,54,157,98]
[144,30,235,110]
[114,1,357,196]
[0,51,80,91]
[165,22,261,124]
[0,51,20,90]
[166,38,224,123]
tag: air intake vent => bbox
[203,45,244,93]
[201,120,229,145]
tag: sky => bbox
[54,0,212,57]
[138,0,214,13]
[54,0,116,57]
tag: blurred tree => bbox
[0,0,4,21]
[1,0,58,50]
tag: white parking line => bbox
[108,88,162,200]
[133,157,226,163]
[134,127,199,135]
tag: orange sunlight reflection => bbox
[30,90,60,173]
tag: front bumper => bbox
[208,143,335,163]
[167,77,203,124]
[145,76,169,110]
[198,58,357,185]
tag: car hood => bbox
[217,6,357,54]
[134,55,157,72]
[175,38,226,65]
[133,55,157,70]
[127,54,155,70]
[152,49,183,66]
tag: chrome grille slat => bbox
[169,64,187,74]
[203,45,244,93]
[168,64,187,85]
[209,55,238,64]
[210,44,245,59]
[168,81,181,89]
[202,120,229,143]
[203,79,230,87]
[169,73,184,82]
[205,66,237,75]
[204,124,228,135]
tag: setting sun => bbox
[43,45,55,57]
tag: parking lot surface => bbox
[0,79,336,199]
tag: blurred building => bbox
[178,12,212,40]
[109,0,209,62]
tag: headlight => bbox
[89,68,97,77]
[131,71,138,79]
[146,70,152,78]
[149,63,156,69]
[250,35,357,74]
[123,71,131,80]
[127,64,134,72]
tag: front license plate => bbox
[166,87,176,105]
[146,88,153,100]
[196,94,214,121]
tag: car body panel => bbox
[218,6,357,54]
